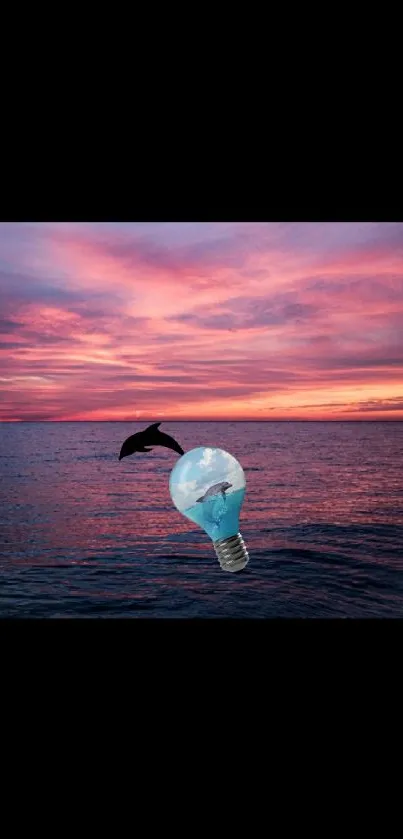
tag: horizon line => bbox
[1,419,402,424]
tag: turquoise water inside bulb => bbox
[169,446,246,542]
[183,487,246,541]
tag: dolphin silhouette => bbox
[118,422,184,461]
[196,481,232,503]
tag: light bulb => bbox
[169,446,249,573]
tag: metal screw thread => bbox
[213,532,249,573]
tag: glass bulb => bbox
[169,446,249,573]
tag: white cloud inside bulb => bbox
[173,478,199,507]
[198,448,215,471]
[170,447,246,511]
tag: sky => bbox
[0,221,402,421]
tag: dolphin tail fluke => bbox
[153,430,184,456]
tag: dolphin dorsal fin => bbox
[146,422,161,430]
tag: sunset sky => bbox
[0,221,402,421]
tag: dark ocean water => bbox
[1,421,403,618]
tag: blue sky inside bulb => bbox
[169,447,246,541]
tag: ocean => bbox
[0,421,402,618]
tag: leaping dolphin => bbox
[118,422,184,461]
[196,481,232,503]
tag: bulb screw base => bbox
[213,532,249,573]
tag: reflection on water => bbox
[1,421,403,617]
